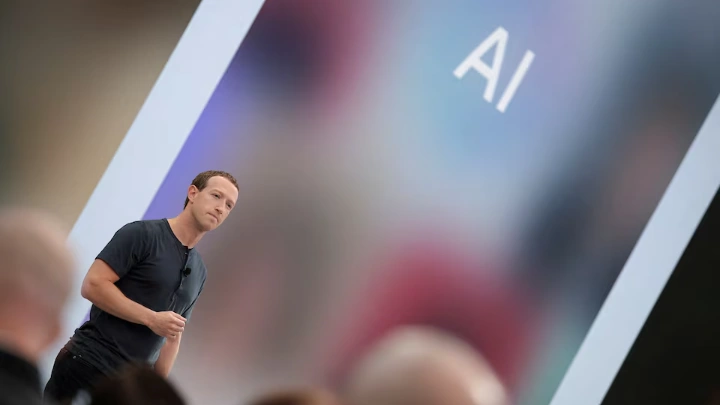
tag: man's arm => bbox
[154,333,181,377]
[81,259,154,325]
[81,260,186,338]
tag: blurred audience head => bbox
[342,325,509,405]
[247,388,342,405]
[87,364,185,405]
[0,207,75,362]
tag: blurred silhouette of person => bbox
[247,388,342,405]
[342,326,509,405]
[0,208,75,405]
[83,363,185,405]
[706,390,720,405]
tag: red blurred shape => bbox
[324,236,539,392]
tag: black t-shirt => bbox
[0,348,43,405]
[70,219,206,374]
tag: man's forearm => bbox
[155,335,181,377]
[82,281,155,326]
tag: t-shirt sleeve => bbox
[96,221,149,279]
[181,279,205,323]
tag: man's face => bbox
[188,176,239,231]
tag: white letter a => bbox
[454,26,508,104]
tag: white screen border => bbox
[550,96,720,405]
[42,0,267,379]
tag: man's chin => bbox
[195,219,217,232]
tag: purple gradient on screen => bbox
[143,66,254,221]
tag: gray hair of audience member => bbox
[0,208,75,362]
[342,326,510,405]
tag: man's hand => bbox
[146,311,186,339]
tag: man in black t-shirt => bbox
[43,170,239,404]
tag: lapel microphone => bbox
[183,267,192,277]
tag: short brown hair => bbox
[88,364,185,405]
[247,389,342,405]
[184,170,239,208]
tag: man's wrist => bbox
[166,333,182,345]
[140,309,156,327]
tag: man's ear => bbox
[187,185,199,204]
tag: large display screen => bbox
[139,1,720,404]
[6,1,718,404]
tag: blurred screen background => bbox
[141,1,720,404]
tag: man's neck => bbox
[167,211,206,248]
